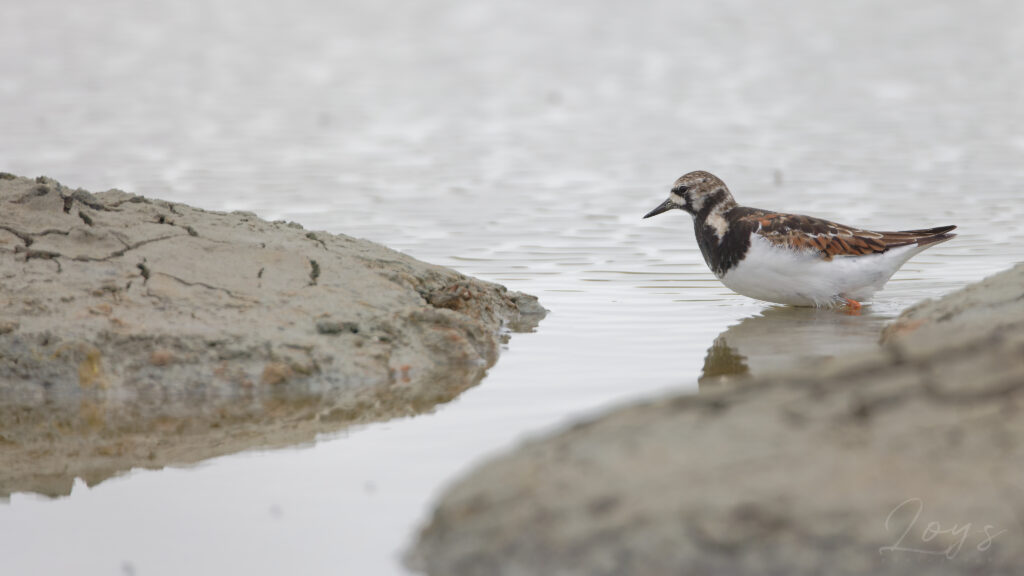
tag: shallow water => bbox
[2,1,1024,574]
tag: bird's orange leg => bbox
[842,297,862,315]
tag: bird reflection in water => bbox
[698,305,890,390]
[698,336,750,386]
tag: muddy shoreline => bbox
[411,264,1024,576]
[0,174,544,498]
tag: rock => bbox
[410,265,1024,576]
[0,174,544,498]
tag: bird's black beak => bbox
[643,198,675,219]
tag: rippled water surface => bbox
[2,1,1024,574]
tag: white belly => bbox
[718,235,928,307]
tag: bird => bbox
[642,171,956,309]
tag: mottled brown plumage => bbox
[734,209,957,261]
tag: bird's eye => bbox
[673,185,689,194]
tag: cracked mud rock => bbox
[0,174,543,498]
[410,264,1024,576]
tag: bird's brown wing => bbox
[735,209,956,261]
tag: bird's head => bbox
[643,171,734,219]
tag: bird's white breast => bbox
[718,235,925,306]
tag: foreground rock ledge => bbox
[0,173,543,498]
[411,265,1024,576]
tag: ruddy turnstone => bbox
[643,171,956,309]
